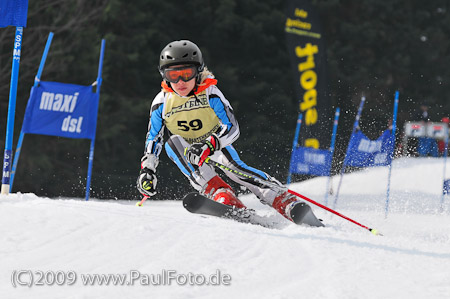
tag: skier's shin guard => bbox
[202,176,246,209]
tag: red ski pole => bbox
[136,195,149,207]
[287,189,382,236]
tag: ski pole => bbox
[204,157,382,236]
[287,189,382,235]
[136,195,149,207]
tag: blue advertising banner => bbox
[22,81,99,140]
[0,0,28,27]
[345,129,394,168]
[290,147,332,176]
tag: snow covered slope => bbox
[1,157,450,299]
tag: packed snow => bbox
[1,157,450,299]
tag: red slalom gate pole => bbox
[288,189,382,236]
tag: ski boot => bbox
[202,176,246,209]
[272,191,299,221]
[272,191,323,226]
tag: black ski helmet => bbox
[159,40,204,76]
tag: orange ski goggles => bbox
[163,66,198,83]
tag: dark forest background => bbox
[1,0,449,200]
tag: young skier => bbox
[137,40,302,222]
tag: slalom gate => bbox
[333,92,399,218]
[9,32,105,201]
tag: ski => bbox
[289,201,324,227]
[182,193,324,228]
[183,193,275,228]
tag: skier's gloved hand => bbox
[136,154,159,197]
[184,134,220,166]
[137,168,157,197]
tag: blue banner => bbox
[0,0,28,27]
[345,129,394,168]
[290,147,332,176]
[22,81,99,139]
